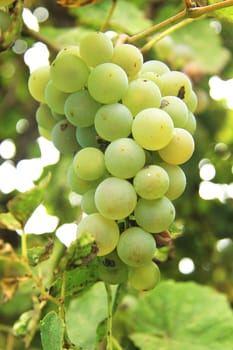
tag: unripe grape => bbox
[28,66,50,103]
[111,43,143,77]
[128,262,160,291]
[51,119,80,154]
[98,251,128,284]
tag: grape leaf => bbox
[129,280,233,350]
[40,311,65,350]
[7,173,51,227]
[0,212,22,230]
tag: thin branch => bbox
[187,0,233,17]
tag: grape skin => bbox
[128,262,160,291]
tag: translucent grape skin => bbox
[50,52,89,93]
[122,78,161,116]
[35,104,56,130]
[94,103,133,142]
[133,165,169,200]
[132,108,174,151]
[159,163,186,200]
[160,71,193,103]
[104,138,146,179]
[80,31,114,67]
[51,119,80,154]
[45,80,69,115]
[73,147,106,181]
[160,96,189,128]
[28,66,50,103]
[67,163,100,195]
[158,128,195,165]
[80,188,98,214]
[94,177,137,220]
[64,90,101,128]
[98,251,128,285]
[111,43,143,77]
[75,126,99,148]
[128,261,160,291]
[76,213,120,256]
[140,60,170,76]
[88,63,128,104]
[117,227,156,267]
[134,196,175,233]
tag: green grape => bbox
[51,119,80,154]
[138,71,162,89]
[94,177,137,220]
[50,52,89,93]
[76,213,120,256]
[98,251,128,284]
[88,63,128,104]
[128,261,160,291]
[0,10,11,32]
[154,36,174,61]
[158,128,195,165]
[159,163,186,200]
[159,71,193,103]
[134,196,175,233]
[111,44,143,77]
[44,80,69,114]
[38,126,51,140]
[51,110,65,121]
[67,163,100,195]
[122,78,161,116]
[35,104,56,130]
[186,89,198,113]
[140,60,170,76]
[160,96,188,128]
[117,227,156,267]
[64,90,101,127]
[132,108,174,151]
[94,103,133,142]
[75,126,99,148]
[81,188,98,214]
[133,165,169,200]
[104,138,145,179]
[183,111,196,134]
[56,45,80,57]
[28,66,50,103]
[73,147,106,181]
[80,31,113,67]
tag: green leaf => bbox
[0,212,22,230]
[27,234,54,267]
[66,282,108,350]
[72,0,151,34]
[40,311,65,350]
[7,173,51,227]
[130,280,233,350]
[171,19,230,74]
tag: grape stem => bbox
[127,0,233,46]
[104,283,113,350]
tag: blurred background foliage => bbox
[0,0,233,349]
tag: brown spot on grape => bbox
[160,99,169,108]
[60,122,68,131]
[177,86,185,99]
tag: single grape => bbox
[159,163,186,200]
[35,104,56,130]
[122,78,161,116]
[128,261,160,291]
[158,128,195,165]
[94,103,133,142]
[132,108,174,151]
[183,111,196,134]
[64,90,101,127]
[51,119,80,154]
[98,250,128,284]
[50,52,89,93]
[94,177,137,220]
[28,66,50,103]
[73,147,106,181]
[80,31,113,67]
[117,227,156,267]
[76,213,120,256]
[75,126,99,148]
[186,89,198,112]
[111,43,143,77]
[45,80,69,114]
[154,36,174,61]
[160,96,189,128]
[138,71,162,89]
[159,71,193,103]
[134,196,175,233]
[81,188,98,214]
[140,60,170,76]
[104,138,146,179]
[67,163,100,195]
[133,165,169,200]
[88,63,128,104]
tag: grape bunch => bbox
[28,32,196,291]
